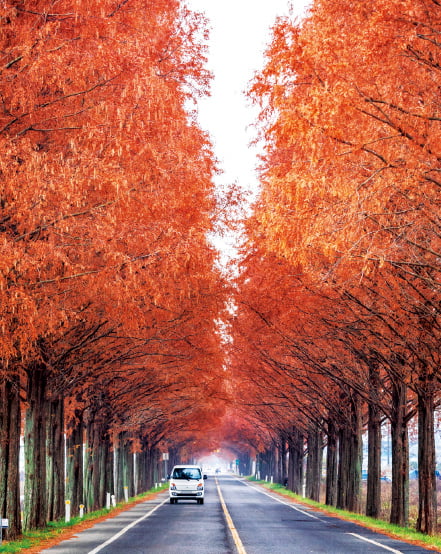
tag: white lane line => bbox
[241,480,404,553]
[241,480,320,520]
[348,533,403,553]
[215,477,247,554]
[87,497,168,554]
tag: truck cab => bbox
[169,465,207,504]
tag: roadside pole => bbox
[162,452,169,480]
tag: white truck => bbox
[169,465,207,504]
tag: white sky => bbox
[186,0,310,194]
[184,0,311,260]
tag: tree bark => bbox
[66,411,84,516]
[390,381,409,527]
[347,395,363,513]
[416,387,437,534]
[325,419,338,507]
[24,364,48,531]
[115,433,124,501]
[84,420,95,512]
[0,375,22,540]
[287,427,304,494]
[279,435,288,485]
[84,416,113,512]
[104,433,114,503]
[47,396,65,522]
[116,431,134,501]
[337,394,362,512]
[366,376,382,518]
[337,423,349,510]
[137,438,148,493]
[305,424,323,502]
[126,439,135,498]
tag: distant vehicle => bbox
[215,468,221,474]
[169,465,207,504]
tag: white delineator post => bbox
[65,500,71,522]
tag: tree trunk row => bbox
[0,374,21,540]
[0,364,165,539]
[284,383,434,533]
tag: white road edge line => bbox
[215,477,247,554]
[240,480,404,553]
[347,533,403,553]
[241,479,320,520]
[87,497,168,554]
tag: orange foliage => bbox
[0,0,227,448]
[227,0,441,458]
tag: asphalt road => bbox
[41,476,435,553]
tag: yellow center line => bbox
[215,477,247,554]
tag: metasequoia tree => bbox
[233,222,431,520]
[244,0,441,534]
[0,0,228,537]
[231,246,368,507]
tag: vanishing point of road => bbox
[41,476,434,554]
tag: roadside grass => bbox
[0,484,168,553]
[246,477,441,552]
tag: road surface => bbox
[41,476,434,553]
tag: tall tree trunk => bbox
[274,443,280,483]
[337,394,362,512]
[24,364,48,531]
[259,448,274,480]
[0,375,22,540]
[347,395,363,513]
[337,425,350,510]
[244,451,252,477]
[66,411,84,516]
[366,384,382,518]
[416,387,437,534]
[127,442,135,498]
[47,396,65,522]
[84,419,95,512]
[390,381,409,527]
[84,417,112,512]
[325,419,338,507]
[305,424,323,502]
[92,423,103,510]
[146,446,155,490]
[104,433,114,503]
[116,431,134,501]
[280,434,288,486]
[137,438,147,493]
[287,427,304,494]
[115,433,124,501]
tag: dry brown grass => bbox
[356,479,441,532]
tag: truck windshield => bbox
[172,468,202,480]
